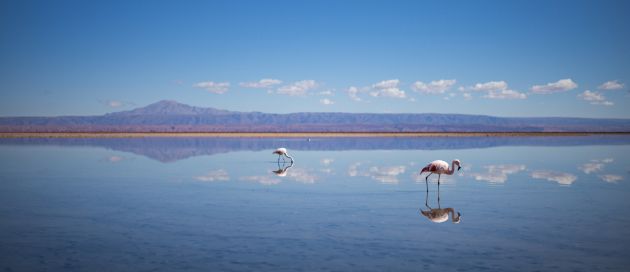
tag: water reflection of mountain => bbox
[1,136,629,163]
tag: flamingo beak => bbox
[458,166,461,171]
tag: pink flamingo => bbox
[420,159,462,186]
[272,147,294,164]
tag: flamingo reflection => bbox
[272,161,294,177]
[420,176,461,224]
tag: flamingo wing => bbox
[429,160,449,173]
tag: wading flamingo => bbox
[273,147,294,164]
[420,159,461,186]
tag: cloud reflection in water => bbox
[578,158,613,174]
[468,164,527,184]
[530,170,577,186]
[347,162,407,184]
[599,174,623,183]
[194,169,230,182]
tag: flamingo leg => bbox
[277,155,281,164]
[437,175,441,207]
[424,180,431,209]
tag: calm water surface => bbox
[1,136,630,271]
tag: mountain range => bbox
[1,100,629,132]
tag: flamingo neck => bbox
[447,161,457,175]
[446,208,459,222]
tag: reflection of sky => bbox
[234,166,318,185]
[599,174,623,183]
[194,169,229,182]
[576,158,624,184]
[1,139,630,271]
[347,162,408,184]
[530,170,578,186]
[240,175,281,185]
[284,167,318,184]
[468,164,527,184]
[3,140,628,187]
[579,158,613,174]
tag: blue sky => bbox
[1,0,629,117]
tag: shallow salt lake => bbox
[1,136,630,271]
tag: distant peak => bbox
[107,100,231,116]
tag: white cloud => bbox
[531,170,577,186]
[193,81,230,94]
[194,169,230,182]
[484,89,527,99]
[108,100,123,108]
[578,90,613,106]
[370,79,407,99]
[469,81,526,99]
[101,100,133,108]
[472,81,508,92]
[462,93,472,100]
[239,78,282,88]
[468,164,526,184]
[372,79,400,89]
[320,98,335,105]
[276,80,318,96]
[531,78,578,94]
[599,174,623,183]
[411,79,456,94]
[443,93,457,100]
[347,86,363,101]
[598,80,624,90]
[370,88,406,98]
[318,90,334,96]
